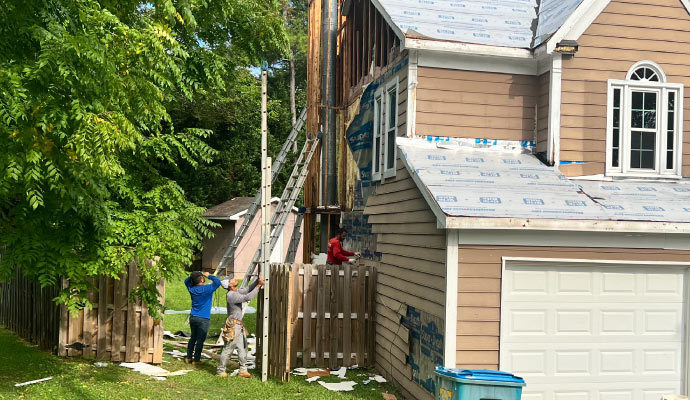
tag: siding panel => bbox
[416,67,538,141]
[365,160,445,400]
[560,0,690,176]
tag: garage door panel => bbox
[501,263,686,400]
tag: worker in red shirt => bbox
[327,228,359,265]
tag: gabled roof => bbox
[204,197,291,220]
[374,0,583,49]
[396,138,690,233]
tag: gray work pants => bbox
[217,324,248,374]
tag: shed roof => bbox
[373,0,583,49]
[397,138,690,233]
[203,197,255,219]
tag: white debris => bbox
[292,367,327,376]
[305,376,320,382]
[372,375,387,383]
[318,381,357,392]
[330,367,347,379]
[14,377,52,387]
[94,362,109,367]
[362,379,371,385]
[119,362,192,380]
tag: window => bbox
[372,91,382,181]
[371,77,399,181]
[607,61,683,177]
[383,78,398,178]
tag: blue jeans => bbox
[187,316,210,361]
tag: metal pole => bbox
[260,70,270,382]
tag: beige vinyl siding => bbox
[560,0,690,177]
[456,245,690,370]
[415,67,537,141]
[365,161,445,400]
[536,72,550,153]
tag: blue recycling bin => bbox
[435,367,525,400]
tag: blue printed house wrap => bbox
[398,138,690,223]
[369,0,584,48]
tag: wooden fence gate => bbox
[257,262,377,381]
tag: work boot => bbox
[192,360,204,365]
[184,358,192,364]
[238,371,251,378]
[217,372,228,378]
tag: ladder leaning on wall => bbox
[213,107,312,284]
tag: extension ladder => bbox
[213,108,307,277]
[284,212,304,264]
[239,134,319,289]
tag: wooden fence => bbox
[258,262,377,381]
[0,268,60,351]
[58,262,165,363]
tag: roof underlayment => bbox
[398,138,690,224]
[375,0,583,49]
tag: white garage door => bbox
[501,263,687,400]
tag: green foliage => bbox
[0,0,288,318]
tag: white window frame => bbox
[371,88,383,182]
[606,61,683,178]
[383,77,399,179]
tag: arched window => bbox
[607,61,683,177]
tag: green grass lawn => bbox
[0,327,400,399]
[0,273,400,399]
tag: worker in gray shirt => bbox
[216,276,264,378]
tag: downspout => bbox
[320,0,338,251]
[327,0,338,207]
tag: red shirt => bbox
[327,237,354,265]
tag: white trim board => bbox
[417,50,538,76]
[548,53,562,166]
[458,229,690,251]
[406,49,418,138]
[444,229,459,368]
[444,215,690,234]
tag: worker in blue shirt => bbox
[184,271,221,364]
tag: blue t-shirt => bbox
[185,275,221,319]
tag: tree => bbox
[0,0,288,318]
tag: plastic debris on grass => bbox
[305,376,320,382]
[94,362,109,367]
[330,367,347,379]
[14,377,53,387]
[292,368,328,376]
[372,375,387,383]
[120,362,192,380]
[318,381,357,392]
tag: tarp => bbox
[398,138,690,223]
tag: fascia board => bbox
[446,216,690,234]
[545,0,611,54]
[397,149,449,229]
[417,49,538,76]
[404,37,533,59]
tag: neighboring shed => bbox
[364,138,690,399]
[202,197,303,279]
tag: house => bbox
[202,197,303,279]
[307,0,690,398]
